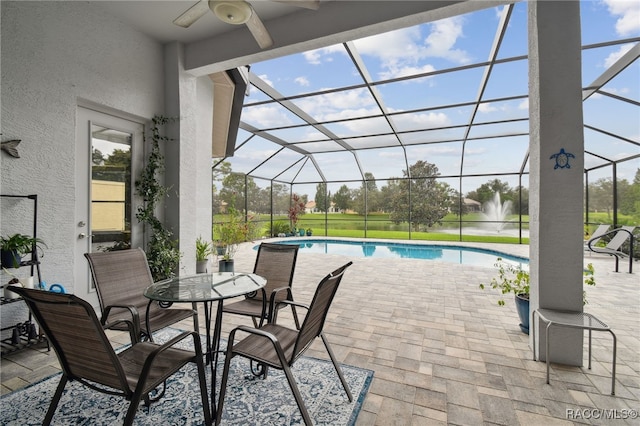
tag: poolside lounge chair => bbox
[584,224,610,251]
[216,261,354,426]
[587,226,636,273]
[9,286,211,426]
[85,248,196,341]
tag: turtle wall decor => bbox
[550,148,575,169]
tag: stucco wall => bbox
[1,1,164,289]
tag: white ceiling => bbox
[95,1,505,75]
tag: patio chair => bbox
[584,224,610,251]
[216,261,354,426]
[222,242,300,328]
[85,248,195,341]
[587,226,636,273]
[9,286,211,426]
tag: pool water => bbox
[269,239,528,269]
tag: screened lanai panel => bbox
[391,105,475,132]
[462,135,529,175]
[357,146,408,180]
[323,116,393,139]
[580,1,637,45]
[309,151,363,182]
[290,88,380,121]
[583,96,640,148]
[466,120,529,140]
[227,134,298,176]
[292,139,345,153]
[399,127,466,145]
[583,127,639,166]
[600,59,639,103]
[375,66,486,111]
[241,102,308,129]
[279,157,322,184]
[581,44,637,87]
[474,98,529,123]
[249,44,360,97]
[405,142,463,177]
[266,125,329,144]
[342,134,400,150]
[245,147,306,180]
[481,60,528,100]
[496,2,527,60]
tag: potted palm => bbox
[1,234,46,268]
[480,258,596,334]
[195,236,214,273]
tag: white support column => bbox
[529,1,585,364]
[164,42,214,275]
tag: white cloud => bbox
[302,45,344,65]
[295,76,310,87]
[423,17,471,64]
[603,43,635,67]
[518,99,529,110]
[321,17,471,81]
[393,111,451,131]
[242,105,292,128]
[478,103,498,113]
[295,89,376,120]
[603,0,640,36]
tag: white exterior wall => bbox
[1,1,165,290]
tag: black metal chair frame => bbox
[216,261,354,426]
[11,286,212,426]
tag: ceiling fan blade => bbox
[173,0,210,28]
[246,9,274,49]
[272,0,320,10]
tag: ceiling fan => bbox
[173,0,320,49]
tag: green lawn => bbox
[239,212,530,244]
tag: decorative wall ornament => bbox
[550,148,575,169]
[1,139,21,158]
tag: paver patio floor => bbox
[2,240,638,425]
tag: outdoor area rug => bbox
[0,328,373,425]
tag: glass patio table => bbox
[144,272,266,417]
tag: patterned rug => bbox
[1,329,373,425]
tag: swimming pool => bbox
[267,239,529,268]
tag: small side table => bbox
[532,308,616,395]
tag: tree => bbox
[314,182,328,212]
[449,190,468,217]
[587,178,613,217]
[388,160,453,230]
[333,185,352,212]
[219,172,259,212]
[467,179,512,205]
[92,148,104,165]
[353,173,379,214]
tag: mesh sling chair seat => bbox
[216,261,354,426]
[222,242,300,328]
[85,248,195,341]
[10,286,212,426]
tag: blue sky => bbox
[226,1,639,196]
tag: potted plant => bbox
[195,236,214,273]
[480,258,596,334]
[306,228,313,236]
[214,202,257,272]
[1,234,47,268]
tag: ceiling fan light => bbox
[210,1,252,25]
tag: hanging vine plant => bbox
[135,115,181,281]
